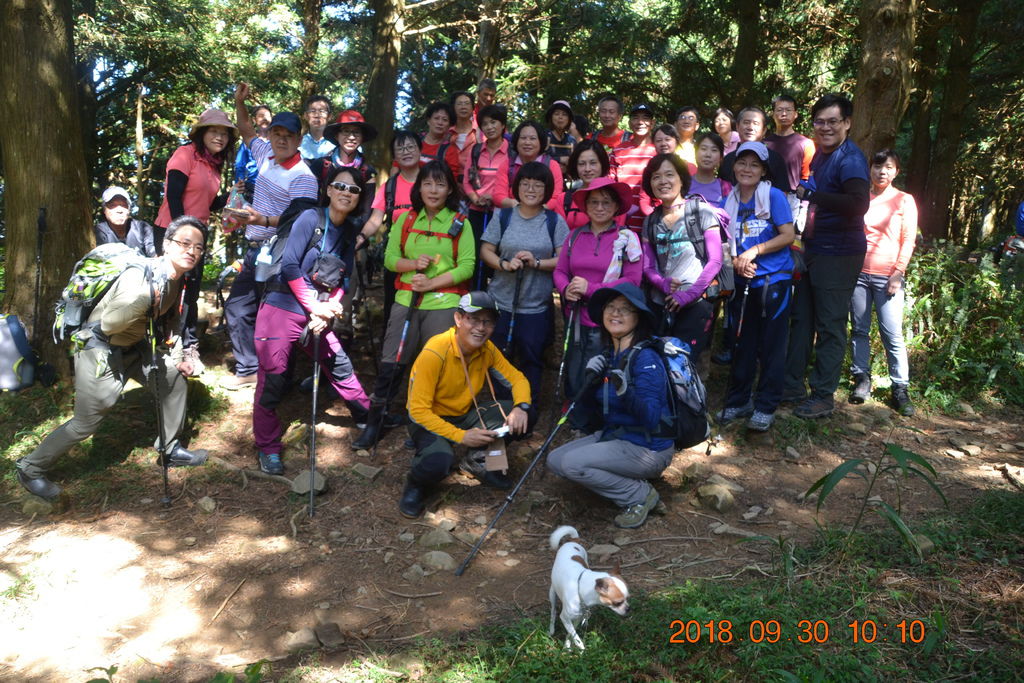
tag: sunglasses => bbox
[329,181,361,194]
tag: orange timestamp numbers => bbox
[668,619,927,644]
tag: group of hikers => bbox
[14,79,921,530]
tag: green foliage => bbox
[903,240,1024,406]
[84,664,118,683]
[806,438,947,562]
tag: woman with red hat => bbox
[553,177,643,431]
[310,110,379,217]
[154,107,239,371]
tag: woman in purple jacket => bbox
[553,177,642,430]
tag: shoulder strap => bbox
[565,226,586,264]
[683,197,708,263]
[437,143,450,166]
[384,173,400,223]
[498,207,513,241]
[544,209,557,251]
[398,211,419,255]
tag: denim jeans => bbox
[849,272,909,385]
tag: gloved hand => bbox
[608,368,629,396]
[585,354,608,380]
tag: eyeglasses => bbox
[329,181,362,194]
[306,108,329,116]
[464,314,496,329]
[605,305,638,317]
[774,107,796,114]
[167,238,205,254]
[394,144,419,153]
[813,118,845,129]
[677,115,698,122]
[519,180,546,192]
[338,127,363,138]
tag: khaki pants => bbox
[19,344,187,478]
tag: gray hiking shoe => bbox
[747,410,775,432]
[615,487,660,529]
[794,395,835,419]
[716,401,754,423]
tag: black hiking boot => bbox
[892,384,915,417]
[849,373,871,404]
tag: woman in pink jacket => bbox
[849,150,918,416]
[553,177,642,430]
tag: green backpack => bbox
[53,243,158,351]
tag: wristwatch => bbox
[515,402,531,412]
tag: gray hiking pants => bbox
[546,432,674,508]
[20,344,187,478]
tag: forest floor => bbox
[1,295,1022,682]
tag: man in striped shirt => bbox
[610,102,658,229]
[223,82,319,390]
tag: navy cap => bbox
[269,112,302,134]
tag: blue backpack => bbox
[620,336,709,449]
[0,314,36,391]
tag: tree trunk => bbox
[298,0,322,108]
[76,0,98,174]
[922,0,981,241]
[730,0,759,111]
[850,0,918,156]
[906,4,944,202]
[477,0,502,81]
[0,0,93,375]
[363,0,405,178]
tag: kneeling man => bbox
[400,291,531,518]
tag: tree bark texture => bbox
[477,0,502,81]
[906,4,944,201]
[363,0,405,177]
[850,0,918,156]
[730,0,759,112]
[923,0,981,240]
[0,0,93,374]
[299,0,323,108]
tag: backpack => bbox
[52,242,158,351]
[383,173,414,227]
[0,314,35,391]
[253,198,321,284]
[467,142,485,190]
[496,207,559,253]
[644,195,734,300]
[620,336,710,449]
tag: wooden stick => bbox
[616,535,711,546]
[208,578,246,625]
[383,588,442,599]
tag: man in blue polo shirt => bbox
[784,93,870,418]
[223,83,319,390]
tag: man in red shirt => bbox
[764,95,815,232]
[610,102,658,228]
[595,95,632,152]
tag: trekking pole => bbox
[504,266,525,353]
[734,282,751,340]
[554,302,576,409]
[308,325,323,517]
[455,378,596,576]
[475,211,490,291]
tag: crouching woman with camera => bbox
[546,282,672,529]
[252,167,371,475]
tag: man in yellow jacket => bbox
[400,291,531,518]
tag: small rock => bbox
[140,497,154,504]
[913,434,925,444]
[983,427,1000,436]
[1016,442,1024,451]
[795,491,817,504]
[997,443,1016,452]
[314,622,345,648]
[196,496,217,513]
[512,528,525,537]
[383,551,394,564]
[454,531,479,545]
[742,505,763,521]
[317,602,331,610]
[589,544,620,558]
[282,421,309,450]
[354,449,371,458]
[526,490,548,504]
[352,463,382,480]
[847,422,869,435]
[613,535,632,547]
[913,534,935,558]
[706,474,745,492]
[784,446,801,461]
[778,520,794,527]
[711,522,759,538]
[398,532,415,543]
[356,586,368,596]
[419,529,456,548]
[285,627,319,653]
[473,515,487,525]
[962,444,982,456]
[421,551,456,571]
[339,506,351,514]
[945,449,966,459]
[183,536,198,546]
[21,498,53,516]
[329,530,343,540]
[504,559,520,567]
[496,550,509,557]
[867,495,883,505]
[698,484,735,512]
[402,564,427,582]
[291,469,327,495]
[437,518,456,532]
[948,436,969,449]
[957,401,976,416]
[683,462,711,480]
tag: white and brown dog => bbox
[548,525,630,649]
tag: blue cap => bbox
[269,112,302,134]
[735,141,769,161]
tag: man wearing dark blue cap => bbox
[222,83,320,389]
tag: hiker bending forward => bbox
[16,217,210,501]
[399,291,530,519]
[547,283,672,530]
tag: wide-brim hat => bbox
[324,110,378,145]
[545,100,574,122]
[587,282,654,329]
[572,176,633,216]
[189,108,237,136]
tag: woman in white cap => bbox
[154,107,238,370]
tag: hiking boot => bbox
[460,451,513,489]
[15,459,61,500]
[614,487,660,529]
[794,395,835,419]
[258,451,284,475]
[399,478,427,518]
[780,389,807,405]
[746,410,775,432]
[849,373,871,404]
[716,401,754,423]
[711,349,732,366]
[892,384,915,417]
[222,373,257,390]
[158,445,209,468]
[352,406,387,450]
